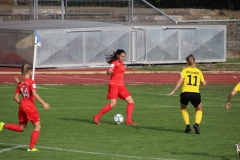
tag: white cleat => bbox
[235,143,240,159]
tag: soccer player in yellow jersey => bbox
[226,82,240,110]
[168,54,207,134]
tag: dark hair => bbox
[105,49,126,64]
[185,54,196,67]
[21,63,32,78]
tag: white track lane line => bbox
[37,75,156,84]
[0,142,177,160]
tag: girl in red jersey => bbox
[0,64,50,151]
[93,49,137,125]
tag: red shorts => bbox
[106,84,131,99]
[18,101,40,124]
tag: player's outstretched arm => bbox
[167,77,184,96]
[107,68,113,75]
[32,90,50,110]
[226,90,236,110]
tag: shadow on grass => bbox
[58,117,186,133]
[130,125,185,134]
[163,150,232,160]
[58,117,115,125]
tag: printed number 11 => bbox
[187,75,197,86]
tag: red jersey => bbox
[109,60,125,86]
[15,78,36,108]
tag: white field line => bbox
[0,105,230,112]
[0,142,177,160]
[0,145,25,153]
[1,86,240,101]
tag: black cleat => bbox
[185,125,191,133]
[193,123,200,134]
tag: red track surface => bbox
[0,67,240,85]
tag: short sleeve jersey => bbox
[109,60,125,86]
[180,67,205,93]
[15,78,36,104]
[233,82,240,92]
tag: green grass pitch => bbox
[0,84,239,160]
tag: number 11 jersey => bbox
[180,67,205,93]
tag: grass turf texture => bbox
[0,84,239,160]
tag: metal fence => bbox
[1,0,239,50]
[177,19,240,50]
[0,20,226,67]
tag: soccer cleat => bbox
[125,121,138,126]
[235,143,240,158]
[193,123,200,134]
[185,125,191,133]
[27,148,38,152]
[0,122,5,132]
[93,116,100,125]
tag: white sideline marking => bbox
[0,142,176,160]
[0,105,229,112]
[1,86,240,101]
[0,145,25,153]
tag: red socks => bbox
[4,124,40,149]
[29,130,40,149]
[95,103,134,122]
[126,103,134,122]
[95,104,112,118]
[4,124,21,132]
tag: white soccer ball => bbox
[113,114,124,124]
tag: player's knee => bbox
[20,126,26,132]
[35,125,41,131]
[110,103,116,107]
[129,100,134,103]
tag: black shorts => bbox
[180,92,201,107]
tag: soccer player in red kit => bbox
[93,49,137,125]
[0,64,50,151]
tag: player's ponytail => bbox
[21,63,32,78]
[186,54,196,67]
[105,49,126,64]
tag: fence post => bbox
[131,0,134,22]
[128,0,131,22]
[237,19,239,50]
[33,0,35,20]
[12,0,17,5]
[36,0,38,19]
[65,0,67,20]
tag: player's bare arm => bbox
[201,81,207,86]
[107,68,113,75]
[167,77,184,96]
[14,93,21,104]
[32,90,50,110]
[226,90,236,110]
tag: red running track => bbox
[0,73,240,85]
